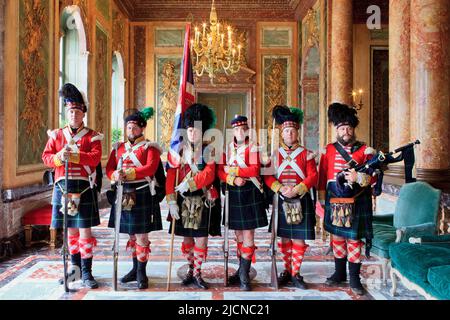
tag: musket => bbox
[167,168,179,291]
[62,151,70,293]
[269,119,279,290]
[112,157,124,291]
[222,109,229,287]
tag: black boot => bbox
[136,261,149,289]
[349,262,365,296]
[291,273,308,290]
[81,258,99,289]
[193,273,209,290]
[278,270,291,286]
[120,257,138,283]
[239,258,252,291]
[182,267,194,286]
[59,252,81,285]
[228,259,241,285]
[325,257,347,286]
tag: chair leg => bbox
[382,258,389,286]
[49,228,57,250]
[390,267,398,297]
[24,225,32,248]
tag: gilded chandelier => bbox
[190,0,243,84]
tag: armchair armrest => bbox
[395,222,437,243]
[409,234,450,244]
[373,213,394,226]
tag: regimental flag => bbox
[167,24,195,168]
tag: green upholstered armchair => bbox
[371,182,441,284]
[390,234,450,300]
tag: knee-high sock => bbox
[68,234,80,255]
[181,242,195,270]
[126,238,137,258]
[278,241,292,274]
[236,240,243,260]
[291,243,309,276]
[332,239,347,259]
[241,245,256,263]
[79,237,97,259]
[347,239,363,263]
[136,243,150,263]
[193,246,208,276]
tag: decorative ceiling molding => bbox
[115,0,298,21]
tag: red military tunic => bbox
[217,139,262,188]
[106,136,161,183]
[264,142,318,193]
[166,145,217,204]
[42,124,103,183]
[318,142,376,200]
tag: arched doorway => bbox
[59,6,89,127]
[111,51,125,144]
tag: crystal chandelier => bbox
[190,0,243,84]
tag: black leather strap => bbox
[333,142,358,168]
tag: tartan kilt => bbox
[268,193,316,240]
[169,191,221,238]
[225,182,268,230]
[324,182,373,240]
[108,181,162,235]
[51,179,100,229]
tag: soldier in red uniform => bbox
[264,105,318,289]
[166,103,221,290]
[106,108,163,289]
[217,115,268,291]
[42,83,103,289]
[318,103,376,295]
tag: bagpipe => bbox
[334,140,421,197]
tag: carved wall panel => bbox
[95,0,110,21]
[133,26,146,109]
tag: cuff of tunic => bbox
[53,155,63,167]
[188,178,198,192]
[293,182,308,196]
[228,166,239,176]
[125,168,136,181]
[357,172,371,187]
[318,190,326,202]
[226,175,235,186]
[166,193,176,202]
[270,181,282,193]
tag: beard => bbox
[337,133,356,146]
[128,133,143,142]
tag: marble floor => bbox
[0,206,424,300]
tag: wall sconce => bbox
[352,89,364,110]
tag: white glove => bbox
[168,202,180,220]
[175,179,189,194]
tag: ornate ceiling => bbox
[114,0,302,21]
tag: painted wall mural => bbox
[18,0,50,166]
[263,57,289,130]
[133,26,146,109]
[95,24,110,156]
[157,57,181,151]
[96,0,110,21]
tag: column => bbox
[410,0,450,190]
[330,0,353,105]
